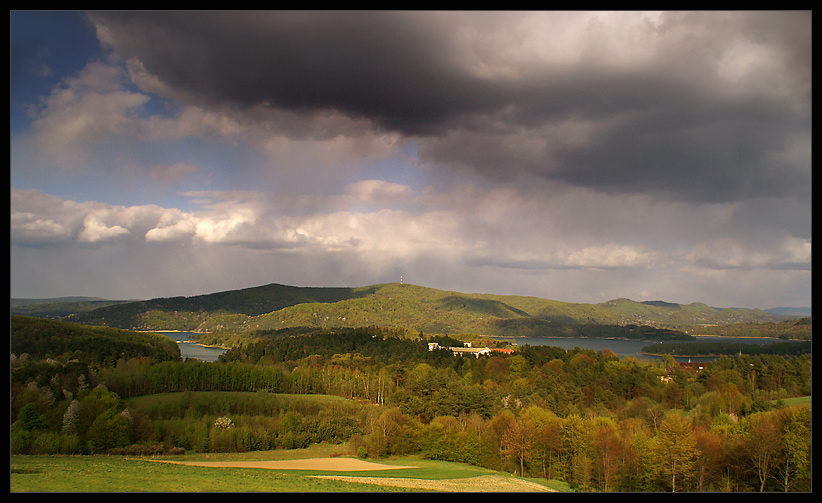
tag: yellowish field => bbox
[150,457,416,471]
[148,457,554,492]
[310,474,554,492]
[153,457,551,492]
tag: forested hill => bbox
[10,297,134,318]
[10,315,181,365]
[51,282,788,336]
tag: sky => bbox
[10,11,812,309]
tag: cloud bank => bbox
[10,11,811,308]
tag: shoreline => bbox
[145,330,230,350]
[146,329,213,334]
[489,335,692,344]
[180,340,231,350]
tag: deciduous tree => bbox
[500,415,534,476]
[778,405,812,492]
[745,412,783,492]
[589,416,621,491]
[655,413,698,492]
[693,427,723,491]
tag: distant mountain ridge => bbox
[23,282,797,335]
[9,297,136,318]
[10,296,110,306]
[764,307,812,317]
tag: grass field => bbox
[773,396,811,407]
[10,442,570,492]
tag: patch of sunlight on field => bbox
[11,452,566,492]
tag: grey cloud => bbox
[87,11,811,204]
[546,99,811,202]
[91,11,498,136]
[9,11,812,309]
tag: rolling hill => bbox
[9,297,136,318]
[37,282,790,337]
[10,315,181,364]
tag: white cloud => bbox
[29,62,150,161]
[781,236,812,265]
[10,184,812,307]
[564,244,658,269]
[685,236,812,271]
[144,218,197,242]
[192,208,258,244]
[77,214,131,242]
[9,211,74,243]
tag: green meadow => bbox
[10,443,569,492]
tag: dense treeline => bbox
[10,317,812,491]
[127,392,367,452]
[10,315,181,365]
[690,318,811,340]
[642,340,812,357]
[219,326,461,366]
[488,318,692,340]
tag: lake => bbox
[489,335,792,363]
[157,331,228,362]
[157,331,791,364]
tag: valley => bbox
[10,282,812,492]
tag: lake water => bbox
[157,331,790,364]
[157,332,228,362]
[489,336,791,363]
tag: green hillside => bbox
[53,282,788,338]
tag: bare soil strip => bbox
[309,474,554,492]
[150,457,417,472]
[148,457,553,491]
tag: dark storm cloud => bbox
[88,11,811,203]
[90,10,499,135]
[545,90,811,202]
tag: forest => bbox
[57,282,790,336]
[9,315,812,492]
[642,340,812,357]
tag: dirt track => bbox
[152,457,415,472]
[310,474,554,492]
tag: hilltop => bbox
[28,282,791,338]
